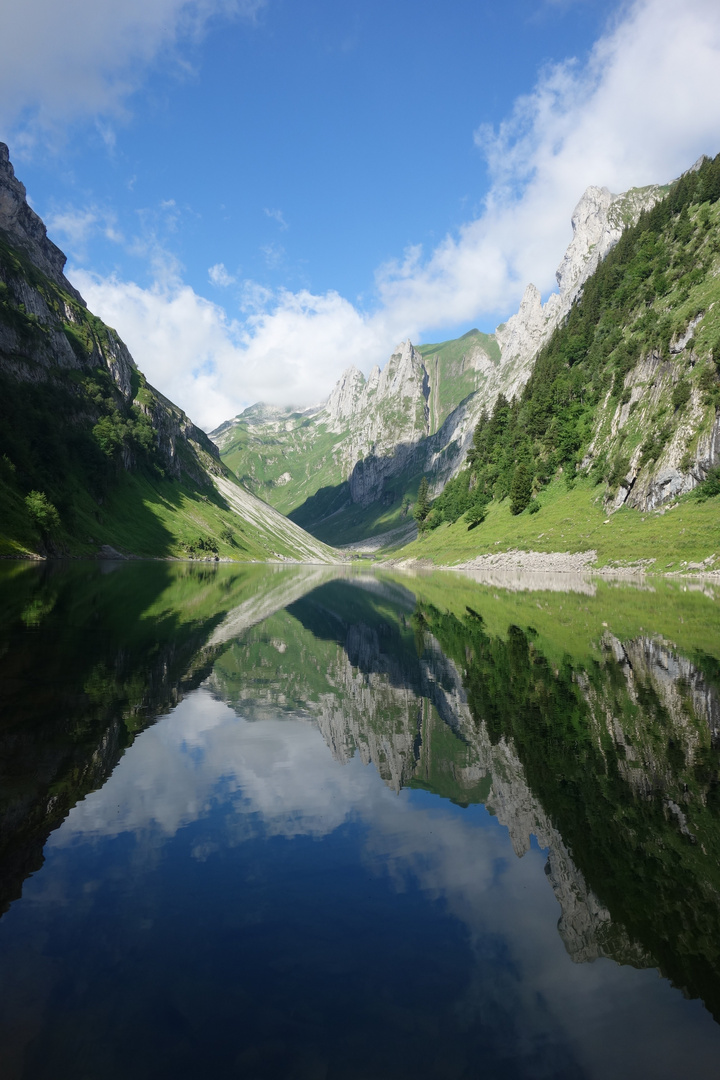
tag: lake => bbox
[1,560,720,1079]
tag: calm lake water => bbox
[2,560,720,1079]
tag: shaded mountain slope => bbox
[0,143,336,562]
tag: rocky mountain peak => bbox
[0,142,84,304]
[325,365,366,423]
[377,339,425,399]
[366,364,381,393]
[555,185,617,296]
[496,181,663,373]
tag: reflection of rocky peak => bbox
[324,624,642,966]
[210,602,637,967]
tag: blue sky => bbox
[2,0,720,427]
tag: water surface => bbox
[1,561,720,1079]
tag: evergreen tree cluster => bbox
[426,152,720,528]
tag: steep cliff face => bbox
[586,305,720,513]
[0,145,221,488]
[584,633,720,804]
[213,181,662,545]
[497,186,664,377]
[0,143,84,302]
[426,183,665,496]
[0,142,336,562]
[425,156,720,536]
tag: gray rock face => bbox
[0,143,84,304]
[587,312,720,514]
[583,634,720,820]
[325,365,366,424]
[496,184,663,388]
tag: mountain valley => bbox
[1,139,719,572]
[211,181,673,547]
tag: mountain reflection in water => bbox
[1,561,720,1079]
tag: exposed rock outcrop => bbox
[497,185,663,377]
[0,143,84,303]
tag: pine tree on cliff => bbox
[414,476,430,527]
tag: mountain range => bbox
[1,140,718,567]
[210,180,672,546]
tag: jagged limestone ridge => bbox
[213,181,662,542]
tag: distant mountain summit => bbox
[211,180,663,546]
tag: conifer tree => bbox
[414,476,430,527]
[510,457,533,515]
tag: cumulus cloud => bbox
[375,0,720,329]
[71,0,720,427]
[0,0,264,144]
[73,267,385,428]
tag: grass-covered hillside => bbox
[418,329,501,434]
[405,153,720,566]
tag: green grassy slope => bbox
[418,328,500,434]
[218,415,349,517]
[395,473,719,569]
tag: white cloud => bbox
[0,0,264,144]
[264,207,288,230]
[260,241,286,269]
[47,205,124,256]
[375,0,720,330]
[208,262,237,287]
[73,268,382,429]
[70,0,720,427]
